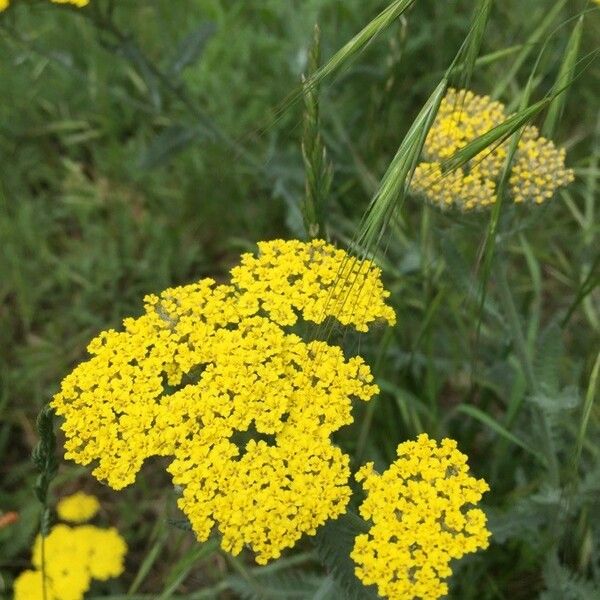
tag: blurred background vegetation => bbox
[0,0,599,598]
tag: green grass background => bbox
[0,0,599,598]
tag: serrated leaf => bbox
[529,386,580,414]
[313,513,379,600]
[534,322,564,394]
[226,570,325,600]
[540,556,600,600]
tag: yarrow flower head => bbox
[410,88,574,211]
[14,498,126,600]
[0,0,89,11]
[351,433,490,600]
[57,492,100,523]
[51,239,396,564]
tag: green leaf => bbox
[157,538,219,599]
[167,23,216,77]
[574,351,600,467]
[492,0,569,97]
[356,78,447,253]
[313,513,379,600]
[139,124,208,169]
[540,555,600,600]
[226,570,325,600]
[542,15,584,137]
[307,0,417,91]
[533,323,564,394]
[455,404,547,465]
[528,386,580,414]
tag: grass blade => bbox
[574,351,600,468]
[455,404,546,465]
[542,15,584,137]
[157,539,219,600]
[492,0,569,98]
[307,0,416,90]
[356,78,447,253]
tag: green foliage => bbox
[1,0,599,598]
[226,570,326,600]
[313,513,379,600]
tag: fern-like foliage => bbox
[539,556,599,600]
[225,570,329,600]
[312,512,380,600]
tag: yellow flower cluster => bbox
[0,0,89,11]
[509,130,574,204]
[352,434,490,600]
[14,495,126,600]
[410,88,574,210]
[51,239,396,564]
[56,492,100,523]
[231,239,396,331]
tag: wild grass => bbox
[1,0,599,598]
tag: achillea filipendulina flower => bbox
[51,239,395,564]
[56,492,100,523]
[13,505,126,600]
[423,88,507,172]
[352,434,490,600]
[412,162,497,211]
[230,239,396,331]
[410,88,574,211]
[0,0,89,11]
[509,126,574,204]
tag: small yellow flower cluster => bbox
[13,495,126,600]
[510,129,574,204]
[410,88,574,210]
[56,491,100,523]
[231,239,396,331]
[352,434,490,600]
[412,162,497,211]
[423,88,506,165]
[52,239,396,563]
[0,0,89,11]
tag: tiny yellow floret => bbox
[352,433,490,600]
[56,492,100,523]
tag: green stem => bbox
[495,260,537,392]
[495,257,560,486]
